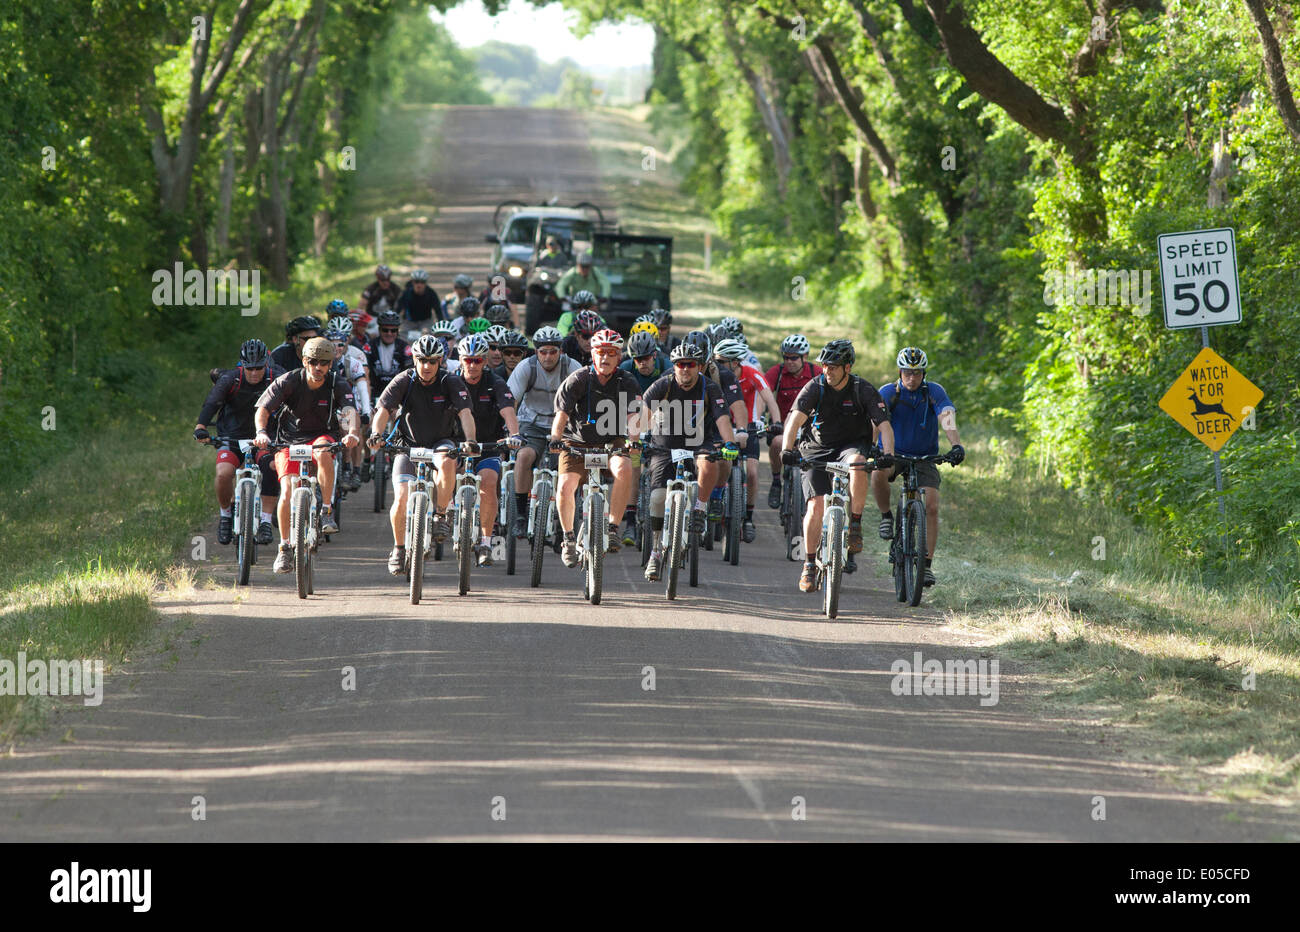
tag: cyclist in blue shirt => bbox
[871,347,965,587]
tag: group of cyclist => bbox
[195,273,964,595]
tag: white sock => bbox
[261,512,272,523]
[480,535,491,546]
[280,538,290,547]
[694,499,707,511]
[220,507,232,517]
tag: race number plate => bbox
[288,444,314,462]
[410,447,436,463]
[671,447,693,463]
[584,453,609,469]
[237,439,256,456]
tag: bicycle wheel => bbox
[409,491,428,605]
[665,495,683,600]
[236,480,256,586]
[726,469,743,566]
[824,509,845,619]
[689,509,700,588]
[906,499,927,607]
[586,490,604,605]
[373,451,386,512]
[457,485,475,596]
[504,484,518,576]
[292,487,311,599]
[786,478,804,562]
[530,482,550,587]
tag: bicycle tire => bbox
[409,491,428,605]
[236,479,256,586]
[457,485,475,596]
[308,503,317,593]
[587,490,604,604]
[373,451,386,512]
[530,482,550,587]
[292,486,311,599]
[825,508,845,619]
[665,495,682,600]
[787,478,804,562]
[907,498,927,607]
[726,468,743,566]
[504,483,517,576]
[689,508,700,588]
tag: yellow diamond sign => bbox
[1158,347,1262,451]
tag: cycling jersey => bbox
[553,366,643,444]
[643,374,728,449]
[561,334,592,367]
[396,282,442,324]
[508,354,582,431]
[793,374,888,451]
[458,371,517,442]
[270,341,301,373]
[367,337,413,393]
[765,361,822,419]
[332,348,370,414]
[376,367,470,445]
[198,363,286,439]
[618,352,670,392]
[878,379,955,457]
[256,369,355,443]
[362,280,400,313]
[731,363,770,423]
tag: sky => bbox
[433,0,655,69]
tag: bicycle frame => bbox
[660,448,699,555]
[528,456,558,540]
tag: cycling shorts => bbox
[274,435,337,479]
[393,440,456,484]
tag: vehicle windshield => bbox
[503,217,537,245]
[538,219,594,259]
[595,239,671,291]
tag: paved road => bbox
[2,108,1296,841]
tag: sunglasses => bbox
[305,360,330,369]
[502,349,524,357]
[380,327,399,333]
[461,357,485,364]
[674,360,698,369]
[244,365,266,372]
[783,354,802,361]
[634,354,655,363]
[536,347,559,354]
[415,357,439,365]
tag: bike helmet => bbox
[648,307,671,328]
[719,316,743,337]
[458,334,490,359]
[326,298,350,318]
[453,273,473,289]
[706,323,730,348]
[485,324,508,346]
[286,314,322,337]
[629,319,660,340]
[533,326,564,347]
[410,269,429,282]
[781,333,810,356]
[500,330,531,352]
[375,264,391,279]
[571,289,598,311]
[377,311,401,329]
[411,334,444,359]
[239,338,269,367]
[302,336,334,363]
[431,320,458,338]
[466,317,491,334]
[817,339,856,366]
[484,302,512,324]
[896,346,928,370]
[325,317,353,342]
[574,309,604,337]
[682,329,712,359]
[713,338,748,362]
[670,341,706,363]
[627,331,659,358]
[457,296,480,319]
[589,328,624,352]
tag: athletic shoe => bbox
[878,514,894,540]
[924,568,936,587]
[347,467,361,492]
[707,497,724,522]
[474,542,493,567]
[273,545,293,574]
[360,460,371,483]
[606,523,621,554]
[256,520,274,545]
[848,520,863,554]
[561,538,579,567]
[217,514,234,545]
[388,547,406,576]
[621,521,636,547]
[645,550,663,582]
[799,563,817,592]
[844,553,857,574]
[690,510,707,536]
[430,514,450,542]
[514,515,528,538]
[767,481,781,509]
[321,511,339,534]
[742,518,756,543]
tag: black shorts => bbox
[646,449,703,490]
[887,460,942,490]
[799,443,868,500]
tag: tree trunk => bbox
[215,131,236,256]
[721,12,794,201]
[1243,0,1300,147]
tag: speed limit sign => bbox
[1157,227,1242,329]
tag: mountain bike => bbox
[888,453,954,607]
[780,460,804,562]
[375,442,442,604]
[371,443,389,512]
[206,437,262,586]
[560,442,636,605]
[636,462,654,568]
[796,455,882,619]
[722,422,767,567]
[496,443,521,575]
[272,440,346,600]
[527,449,561,588]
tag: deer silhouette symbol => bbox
[1188,389,1233,421]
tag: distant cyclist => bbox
[254,338,361,572]
[556,251,610,304]
[870,346,964,588]
[360,264,401,315]
[444,273,474,319]
[396,268,443,331]
[562,307,604,367]
[369,334,476,576]
[366,311,414,398]
[194,339,284,547]
[765,333,821,508]
[779,339,894,593]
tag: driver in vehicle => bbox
[537,235,568,269]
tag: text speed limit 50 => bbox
[1157,227,1242,329]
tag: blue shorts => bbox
[472,457,502,475]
